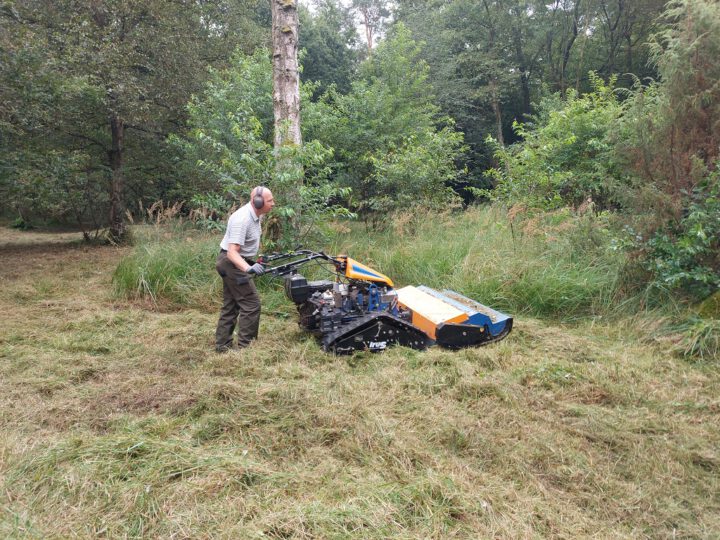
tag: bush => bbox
[171,50,352,249]
[1,149,108,235]
[303,24,465,225]
[645,169,720,298]
[614,0,720,300]
[486,73,625,211]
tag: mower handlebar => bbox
[256,250,340,277]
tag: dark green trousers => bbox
[215,252,261,350]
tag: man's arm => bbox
[227,243,251,272]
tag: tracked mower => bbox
[256,250,513,354]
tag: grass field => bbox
[1,223,719,538]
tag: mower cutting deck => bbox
[259,250,513,354]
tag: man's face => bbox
[259,190,275,215]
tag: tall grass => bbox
[112,224,289,312]
[114,206,650,320]
[334,206,631,320]
[113,226,220,309]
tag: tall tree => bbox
[352,0,391,53]
[271,0,301,148]
[542,0,582,93]
[303,24,465,224]
[393,0,666,188]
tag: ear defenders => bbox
[253,186,266,210]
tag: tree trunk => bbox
[560,1,580,94]
[490,78,504,146]
[271,0,302,149]
[108,115,126,243]
[512,25,532,116]
[519,70,531,116]
[361,7,373,52]
[271,0,302,232]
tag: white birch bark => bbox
[271,0,302,149]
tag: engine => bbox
[284,274,407,337]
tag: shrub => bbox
[645,169,720,298]
[303,24,465,225]
[171,50,351,249]
[487,73,625,211]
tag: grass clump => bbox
[673,316,720,361]
[113,228,220,309]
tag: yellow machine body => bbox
[341,257,394,287]
[396,285,469,339]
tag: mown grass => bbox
[2,218,719,538]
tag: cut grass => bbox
[2,226,720,538]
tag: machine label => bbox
[368,341,387,350]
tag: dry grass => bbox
[1,227,719,539]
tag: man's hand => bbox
[248,262,265,275]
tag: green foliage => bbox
[0,0,270,234]
[172,50,352,248]
[394,0,665,182]
[171,50,274,199]
[648,0,720,174]
[645,170,720,297]
[304,24,465,224]
[487,74,624,210]
[1,149,108,230]
[188,193,231,232]
[370,127,464,214]
[610,0,720,298]
[299,0,359,95]
[615,0,720,214]
[698,291,720,319]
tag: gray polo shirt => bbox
[219,203,262,256]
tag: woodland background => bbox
[1,0,719,307]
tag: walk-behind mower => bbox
[256,250,513,354]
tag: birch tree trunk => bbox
[271,0,302,149]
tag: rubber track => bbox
[321,311,429,352]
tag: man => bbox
[215,186,275,352]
